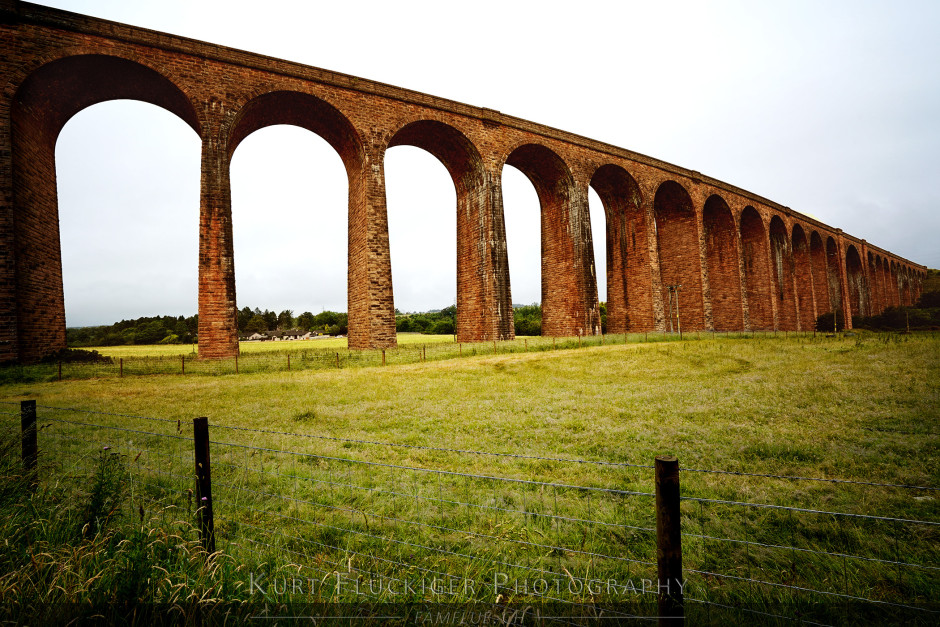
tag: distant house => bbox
[246,332,268,341]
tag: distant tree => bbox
[262,310,277,331]
[135,320,167,345]
[277,309,294,330]
[917,290,940,309]
[245,315,267,335]
[296,311,316,331]
[237,306,254,331]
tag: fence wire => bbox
[4,403,937,624]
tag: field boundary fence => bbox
[0,330,842,382]
[4,400,938,624]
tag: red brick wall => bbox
[0,2,926,362]
[703,195,742,331]
[792,225,815,331]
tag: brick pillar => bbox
[763,221,779,331]
[0,93,17,363]
[835,232,853,330]
[734,218,751,330]
[694,206,715,331]
[347,141,396,349]
[643,195,666,331]
[197,119,239,358]
[571,182,600,336]
[471,167,514,340]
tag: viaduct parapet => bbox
[0,1,927,362]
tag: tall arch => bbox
[809,231,830,318]
[9,53,200,362]
[589,164,652,332]
[845,245,867,319]
[791,224,815,330]
[826,237,843,316]
[871,254,886,315]
[769,215,797,330]
[740,207,773,330]
[653,181,704,332]
[702,195,742,330]
[504,144,597,337]
[387,119,511,341]
[226,90,368,350]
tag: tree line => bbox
[65,303,560,347]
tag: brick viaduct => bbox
[0,2,928,363]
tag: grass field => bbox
[87,332,457,357]
[1,332,937,623]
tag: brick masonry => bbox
[0,2,928,362]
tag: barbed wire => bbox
[683,530,940,572]
[685,567,939,615]
[214,479,655,570]
[680,495,940,527]
[45,416,192,442]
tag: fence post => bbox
[655,455,684,625]
[119,357,123,378]
[552,337,556,350]
[382,349,386,366]
[235,354,239,374]
[287,353,291,371]
[181,355,185,375]
[459,343,462,357]
[193,417,216,556]
[20,400,37,492]
[423,346,427,362]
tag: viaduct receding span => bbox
[0,2,927,363]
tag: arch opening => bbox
[845,244,867,319]
[791,224,815,331]
[10,54,200,362]
[230,125,348,332]
[504,144,595,337]
[589,165,652,333]
[809,231,831,319]
[386,120,506,341]
[702,195,742,331]
[825,237,844,316]
[654,181,704,332]
[769,215,796,330]
[740,207,773,330]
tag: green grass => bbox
[1,332,937,622]
[87,331,459,358]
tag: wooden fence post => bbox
[382,349,386,366]
[235,354,239,374]
[655,455,684,626]
[193,417,215,555]
[181,355,185,375]
[287,353,291,371]
[21,400,37,492]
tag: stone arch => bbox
[809,231,830,318]
[387,119,511,341]
[702,195,742,330]
[769,215,796,330]
[870,253,886,315]
[9,53,200,362]
[740,207,773,330]
[791,223,815,331]
[826,236,843,316]
[845,244,867,318]
[225,90,368,349]
[589,164,652,332]
[504,143,596,336]
[654,181,705,332]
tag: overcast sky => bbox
[38,0,940,327]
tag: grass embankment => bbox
[0,333,937,623]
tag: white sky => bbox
[39,0,940,326]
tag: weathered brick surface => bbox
[0,2,927,361]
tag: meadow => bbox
[0,332,937,623]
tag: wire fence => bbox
[0,330,836,382]
[5,400,938,624]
